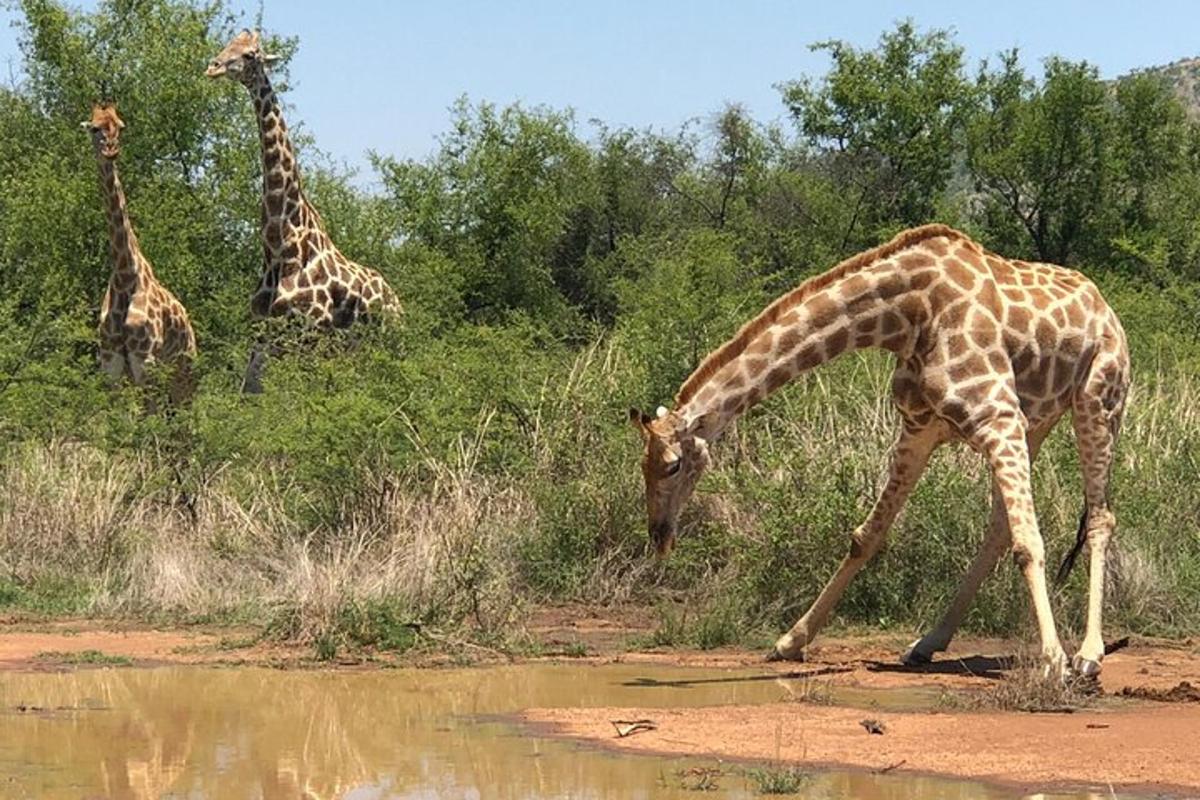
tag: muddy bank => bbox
[3,611,1200,796]
[521,700,1200,796]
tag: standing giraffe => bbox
[85,103,196,392]
[630,225,1129,677]
[205,30,399,328]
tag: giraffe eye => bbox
[665,460,682,477]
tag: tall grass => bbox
[1,318,1199,650]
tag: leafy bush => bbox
[1,3,1199,652]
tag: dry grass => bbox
[939,652,1099,713]
[0,429,537,648]
[1,342,1198,651]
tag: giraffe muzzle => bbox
[650,521,676,558]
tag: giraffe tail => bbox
[1055,506,1089,585]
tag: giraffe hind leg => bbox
[973,410,1068,676]
[1067,351,1128,677]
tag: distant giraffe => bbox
[84,103,196,394]
[206,30,399,328]
[630,224,1130,677]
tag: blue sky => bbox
[2,1,1197,181]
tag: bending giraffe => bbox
[85,104,196,394]
[630,225,1129,677]
[205,31,399,327]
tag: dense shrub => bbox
[1,2,1198,648]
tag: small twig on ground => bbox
[876,759,907,774]
[612,719,657,737]
[418,628,512,661]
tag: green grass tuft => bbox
[34,650,133,667]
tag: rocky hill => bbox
[1126,57,1200,117]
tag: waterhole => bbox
[0,663,1132,799]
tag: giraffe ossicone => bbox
[86,103,196,396]
[631,224,1130,678]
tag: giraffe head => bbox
[628,406,712,557]
[205,30,279,83]
[82,103,124,159]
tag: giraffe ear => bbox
[262,52,281,65]
[628,407,652,435]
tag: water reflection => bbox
[0,664,1127,799]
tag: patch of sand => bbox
[522,700,1200,795]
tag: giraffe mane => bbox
[674,223,969,406]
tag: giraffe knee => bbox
[1011,540,1044,571]
[1086,508,1116,541]
[849,535,866,560]
[848,525,881,561]
[1084,523,1114,556]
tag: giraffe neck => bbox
[246,67,318,249]
[676,270,918,440]
[96,156,150,283]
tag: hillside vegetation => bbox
[1,1,1198,655]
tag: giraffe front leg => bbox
[902,488,1010,665]
[126,352,148,386]
[242,345,268,395]
[772,423,940,661]
[976,417,1067,677]
[902,424,1052,666]
[168,357,197,406]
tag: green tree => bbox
[779,21,975,238]
[0,0,271,376]
[966,53,1115,265]
[372,99,595,330]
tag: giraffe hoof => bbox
[900,640,933,667]
[1071,655,1103,678]
[769,634,807,662]
[767,646,807,663]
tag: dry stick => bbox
[876,759,907,774]
[418,626,511,661]
[611,719,657,738]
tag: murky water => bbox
[0,663,1129,799]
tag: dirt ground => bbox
[522,607,1200,796]
[1,606,1198,795]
